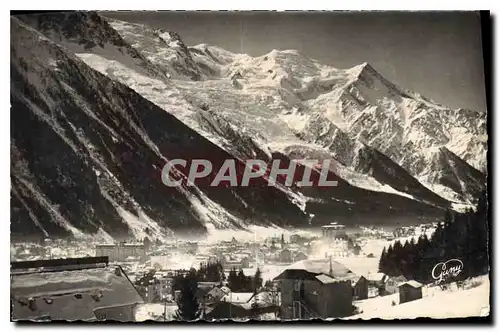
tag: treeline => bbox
[196,261,226,282]
[227,267,263,293]
[378,190,489,284]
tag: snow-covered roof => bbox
[367,273,387,282]
[288,258,352,277]
[398,280,423,288]
[221,292,254,304]
[11,265,143,321]
[321,223,346,229]
[315,274,336,284]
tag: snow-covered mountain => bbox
[11,12,487,240]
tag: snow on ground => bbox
[151,252,199,271]
[115,206,164,241]
[135,303,178,322]
[201,225,316,245]
[335,257,380,277]
[349,275,490,319]
[360,231,436,258]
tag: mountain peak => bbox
[348,61,408,98]
[350,61,377,78]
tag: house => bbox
[321,223,347,241]
[248,291,275,307]
[351,276,368,300]
[385,275,408,295]
[144,279,162,303]
[206,286,230,302]
[204,291,279,320]
[10,256,144,322]
[399,280,423,304]
[273,258,354,319]
[196,282,221,302]
[366,273,388,297]
[139,274,173,303]
[224,257,250,270]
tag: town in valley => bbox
[10,213,490,321]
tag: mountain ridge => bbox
[10,12,487,240]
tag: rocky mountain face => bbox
[11,12,487,240]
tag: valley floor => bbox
[349,275,490,320]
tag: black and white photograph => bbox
[9,10,490,322]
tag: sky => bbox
[104,11,487,112]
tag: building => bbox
[224,257,250,270]
[10,256,144,321]
[399,280,423,304]
[204,291,279,320]
[321,223,347,241]
[273,258,354,319]
[365,273,388,297]
[385,275,408,295]
[95,243,146,262]
[351,276,369,300]
[206,286,230,302]
[144,279,162,303]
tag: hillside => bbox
[10,12,488,239]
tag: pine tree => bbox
[253,268,263,293]
[378,247,387,273]
[237,269,249,292]
[392,241,403,276]
[174,272,200,321]
[385,244,395,276]
[228,267,237,290]
[469,190,489,276]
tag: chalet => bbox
[366,273,388,296]
[366,273,388,287]
[385,275,408,295]
[351,276,369,300]
[399,280,423,304]
[273,258,354,319]
[10,257,144,322]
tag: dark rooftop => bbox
[11,263,143,321]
